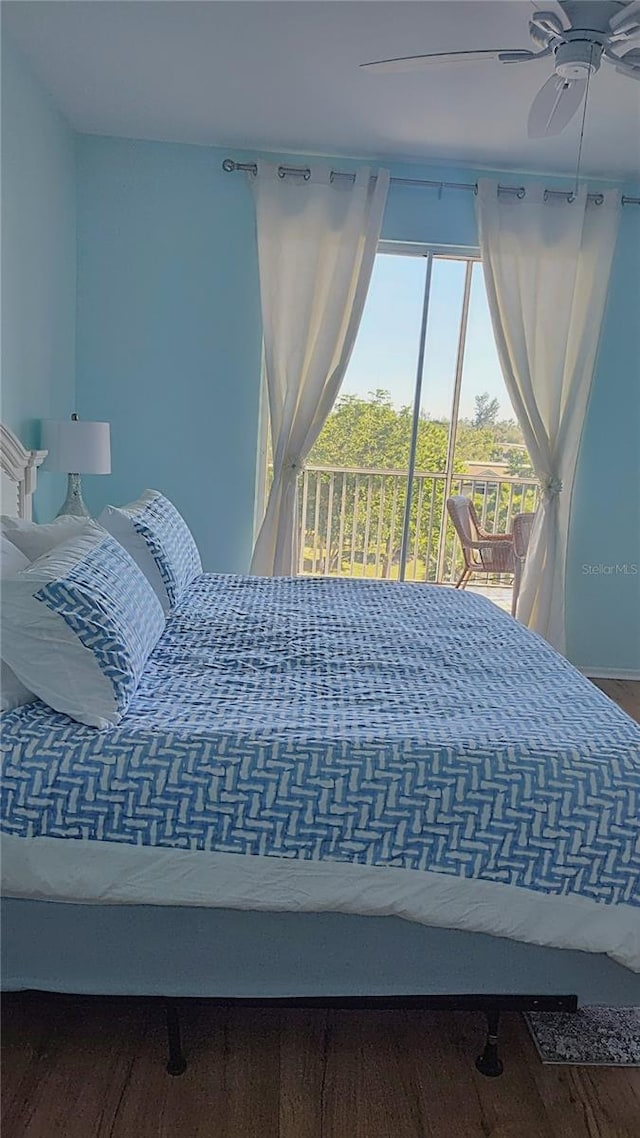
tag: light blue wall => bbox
[75,136,263,573]
[75,138,639,672]
[1,29,76,520]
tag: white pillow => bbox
[1,528,165,728]
[1,533,29,575]
[1,535,36,712]
[98,497,169,613]
[99,490,201,614]
[1,513,98,562]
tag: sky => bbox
[341,252,515,422]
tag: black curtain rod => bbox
[221,158,640,206]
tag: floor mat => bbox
[524,1007,640,1066]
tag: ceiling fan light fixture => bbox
[555,40,602,78]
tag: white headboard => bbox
[0,423,47,520]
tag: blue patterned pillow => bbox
[99,490,201,611]
[1,527,164,728]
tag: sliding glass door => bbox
[300,246,538,586]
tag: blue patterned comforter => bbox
[2,575,639,908]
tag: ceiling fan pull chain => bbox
[573,43,595,200]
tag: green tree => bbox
[309,390,412,469]
[308,392,420,575]
[507,447,535,477]
[473,392,500,428]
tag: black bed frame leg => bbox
[165,1003,187,1076]
[475,1009,504,1077]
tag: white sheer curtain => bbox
[250,162,390,577]
[476,179,621,653]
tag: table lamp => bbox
[40,414,111,517]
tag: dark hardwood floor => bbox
[3,998,640,1138]
[2,680,639,1138]
[591,677,640,722]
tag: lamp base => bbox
[56,473,91,518]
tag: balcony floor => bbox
[465,583,514,614]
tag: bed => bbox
[1,423,639,1077]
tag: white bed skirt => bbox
[3,835,639,974]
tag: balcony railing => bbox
[297,466,539,584]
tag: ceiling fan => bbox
[360,1,640,138]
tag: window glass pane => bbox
[418,256,468,465]
[406,257,467,582]
[306,253,427,578]
[311,253,427,463]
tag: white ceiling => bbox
[4,0,640,179]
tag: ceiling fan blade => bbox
[530,1,570,27]
[527,74,587,137]
[529,21,554,49]
[500,47,552,63]
[609,1,640,34]
[605,45,640,75]
[615,58,640,78]
[530,9,565,37]
[618,46,640,63]
[609,22,640,43]
[359,49,529,73]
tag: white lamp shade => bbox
[41,419,111,475]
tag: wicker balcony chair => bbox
[446,495,515,589]
[511,511,537,616]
